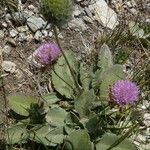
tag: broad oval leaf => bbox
[45,126,64,145]
[8,93,38,116]
[75,90,96,118]
[46,107,67,126]
[42,92,60,106]
[65,130,94,150]
[30,125,54,146]
[52,50,78,98]
[6,124,28,144]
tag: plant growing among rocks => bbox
[5,0,144,150]
[6,42,140,150]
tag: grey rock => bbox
[3,45,12,54]
[0,30,5,38]
[85,6,93,18]
[42,30,48,37]
[17,26,28,32]
[1,61,16,73]
[83,16,93,24]
[28,5,35,10]
[34,31,42,41]
[2,22,8,28]
[144,113,150,127]
[26,33,33,41]
[28,5,38,13]
[74,9,82,17]
[48,31,53,37]
[126,1,133,8]
[11,12,26,26]
[23,10,34,19]
[9,29,18,38]
[18,33,27,42]
[5,13,12,20]
[27,16,46,32]
[130,8,138,14]
[136,134,147,142]
[73,6,82,17]
[7,38,16,47]
[68,18,88,31]
[58,33,63,39]
[93,0,119,29]
[46,24,51,30]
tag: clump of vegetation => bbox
[5,42,141,149]
[3,0,149,150]
[40,0,73,27]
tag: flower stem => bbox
[106,123,139,150]
[52,25,81,94]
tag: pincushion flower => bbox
[32,42,60,67]
[111,80,139,105]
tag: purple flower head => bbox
[111,80,139,105]
[33,42,60,65]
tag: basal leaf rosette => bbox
[111,80,139,105]
[41,0,73,27]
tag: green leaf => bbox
[45,126,64,145]
[52,50,78,98]
[85,115,100,133]
[31,125,64,146]
[65,112,81,126]
[98,44,113,71]
[79,64,92,90]
[46,107,67,126]
[42,92,60,106]
[75,90,96,118]
[30,125,54,146]
[96,133,137,150]
[65,130,94,150]
[99,65,126,100]
[8,93,38,116]
[64,112,83,134]
[6,124,28,144]
[92,69,101,88]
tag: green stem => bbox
[106,123,139,150]
[52,25,81,94]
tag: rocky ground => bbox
[0,0,150,149]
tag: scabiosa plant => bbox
[33,42,60,66]
[111,80,139,105]
[41,0,73,27]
